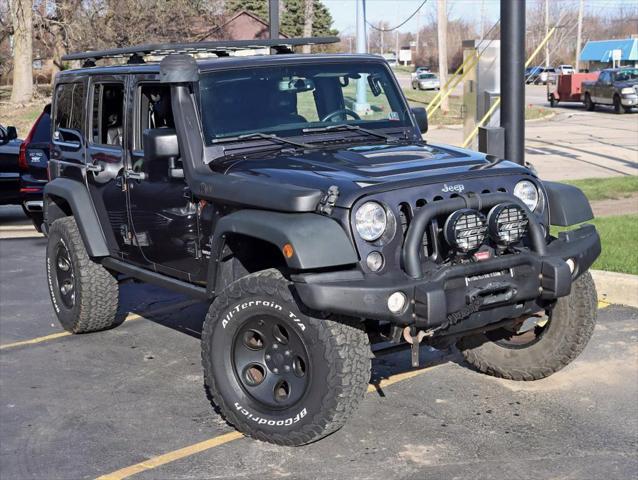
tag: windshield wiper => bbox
[211,132,314,150]
[302,124,401,143]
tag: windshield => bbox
[418,74,436,79]
[199,62,411,144]
[616,68,638,81]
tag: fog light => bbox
[566,258,576,274]
[488,203,528,245]
[387,291,407,314]
[366,251,384,272]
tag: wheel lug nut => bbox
[273,344,279,350]
[273,367,279,374]
[285,350,291,356]
[284,365,290,372]
[265,354,271,361]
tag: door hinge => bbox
[317,185,339,215]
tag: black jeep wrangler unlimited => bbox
[44,38,601,446]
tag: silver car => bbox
[412,73,440,91]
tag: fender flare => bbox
[207,210,359,293]
[44,178,110,257]
[543,181,594,227]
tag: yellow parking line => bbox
[0,300,198,351]
[597,300,610,309]
[96,362,444,480]
[95,432,244,480]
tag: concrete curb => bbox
[591,270,638,308]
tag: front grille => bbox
[396,186,511,262]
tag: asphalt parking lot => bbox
[0,221,637,480]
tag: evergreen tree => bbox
[225,0,336,37]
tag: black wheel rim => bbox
[232,315,310,409]
[55,242,76,308]
[492,314,550,349]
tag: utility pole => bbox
[437,0,449,112]
[416,8,420,57]
[544,0,550,67]
[355,0,369,114]
[575,0,584,72]
[479,0,485,39]
[395,30,399,65]
[269,0,279,39]
[380,22,384,55]
[302,0,314,53]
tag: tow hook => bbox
[403,327,430,367]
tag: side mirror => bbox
[0,126,17,145]
[53,128,83,151]
[411,107,428,134]
[143,128,179,161]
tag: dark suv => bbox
[44,38,601,446]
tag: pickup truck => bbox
[582,67,638,114]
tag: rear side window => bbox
[31,107,51,143]
[53,83,85,133]
[91,83,125,146]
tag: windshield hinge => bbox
[317,185,339,215]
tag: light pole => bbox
[355,0,369,115]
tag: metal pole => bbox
[544,0,550,67]
[355,0,369,114]
[501,0,525,165]
[269,0,279,39]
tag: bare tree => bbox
[9,0,33,104]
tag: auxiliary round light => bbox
[488,203,529,245]
[366,251,384,272]
[443,209,488,252]
[513,180,540,211]
[355,201,387,242]
[387,291,407,314]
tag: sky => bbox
[322,0,638,35]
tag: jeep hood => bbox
[219,142,531,207]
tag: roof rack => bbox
[62,37,340,67]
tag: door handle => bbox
[127,170,147,181]
[86,163,104,173]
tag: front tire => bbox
[46,216,120,333]
[614,95,624,114]
[201,269,370,446]
[584,93,595,111]
[457,271,597,381]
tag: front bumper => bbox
[294,223,600,332]
[621,94,638,106]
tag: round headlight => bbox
[513,180,540,211]
[355,202,387,241]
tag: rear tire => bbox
[46,216,120,333]
[457,272,597,381]
[549,94,556,107]
[584,93,595,111]
[201,269,370,446]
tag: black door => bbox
[84,76,131,257]
[126,78,203,279]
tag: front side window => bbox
[616,68,638,82]
[53,82,85,133]
[90,83,125,146]
[135,84,174,150]
[199,62,411,144]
